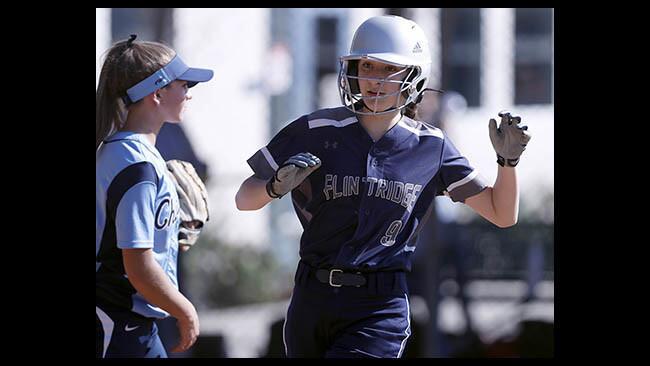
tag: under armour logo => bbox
[412,42,422,53]
[324,141,338,149]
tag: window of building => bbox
[440,8,481,107]
[385,8,410,18]
[314,16,339,109]
[514,8,553,105]
[111,8,174,45]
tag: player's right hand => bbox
[267,152,321,198]
[171,307,200,353]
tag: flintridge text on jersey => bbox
[323,174,422,209]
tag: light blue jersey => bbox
[96,131,181,319]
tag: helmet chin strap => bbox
[359,84,409,114]
[360,87,445,115]
[359,99,403,114]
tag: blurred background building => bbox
[96,8,553,358]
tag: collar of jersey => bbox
[361,116,414,155]
[105,131,162,158]
[105,131,150,144]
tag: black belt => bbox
[315,268,367,287]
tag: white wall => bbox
[442,107,554,222]
[174,8,271,247]
[96,8,111,87]
[482,8,515,108]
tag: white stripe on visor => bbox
[125,56,189,104]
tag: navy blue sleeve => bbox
[246,115,308,180]
[437,136,488,203]
[104,161,160,248]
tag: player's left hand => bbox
[488,111,532,167]
[179,221,201,252]
[178,220,204,250]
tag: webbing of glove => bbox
[166,160,209,246]
[166,160,209,222]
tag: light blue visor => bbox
[123,55,213,105]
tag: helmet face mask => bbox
[338,59,420,115]
[338,15,431,116]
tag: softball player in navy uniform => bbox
[96,35,213,358]
[236,15,531,358]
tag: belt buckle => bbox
[329,269,343,287]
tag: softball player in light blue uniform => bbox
[96,131,180,357]
[96,35,212,358]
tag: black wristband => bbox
[497,154,519,167]
[265,178,283,199]
[496,154,506,167]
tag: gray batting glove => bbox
[488,111,532,167]
[266,152,322,198]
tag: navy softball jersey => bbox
[248,106,487,272]
[247,106,487,358]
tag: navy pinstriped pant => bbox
[96,303,167,358]
[283,261,412,358]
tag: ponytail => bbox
[403,101,418,119]
[95,36,175,150]
[402,88,444,120]
[96,59,127,150]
